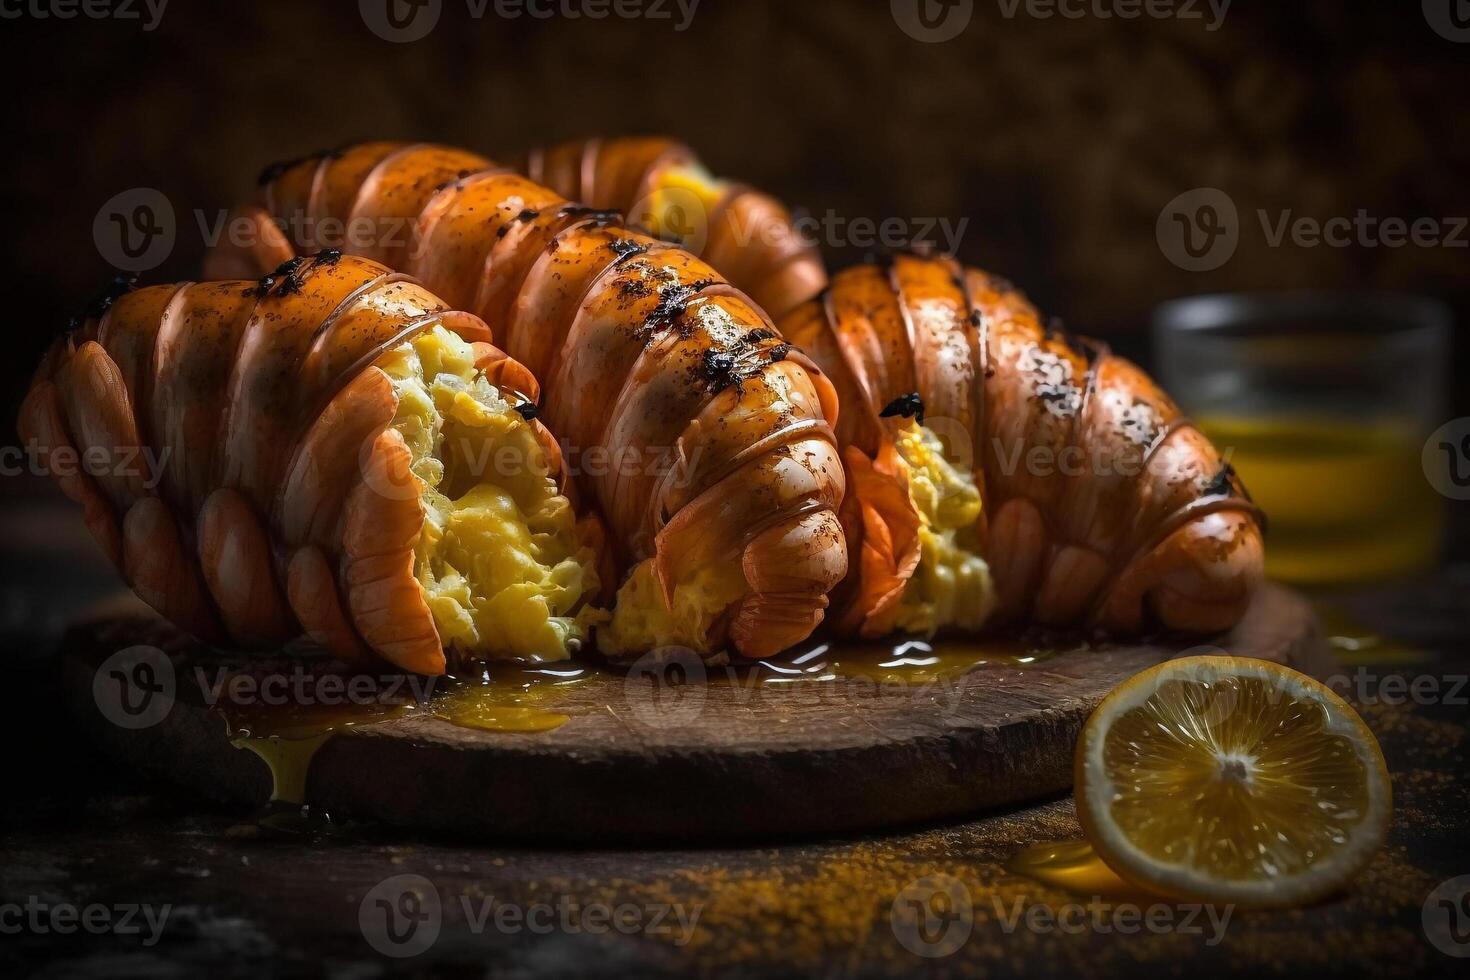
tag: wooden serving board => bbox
[59,583,1329,844]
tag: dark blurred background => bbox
[0,0,1465,543]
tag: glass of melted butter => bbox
[1153,292,1451,585]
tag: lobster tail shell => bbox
[520,137,827,320]
[782,253,1264,636]
[20,253,589,674]
[210,143,848,660]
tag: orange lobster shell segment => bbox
[24,253,589,672]
[779,252,1264,637]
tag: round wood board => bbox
[59,583,1329,844]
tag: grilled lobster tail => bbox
[517,137,827,319]
[781,253,1264,637]
[205,139,826,322]
[21,253,606,675]
[205,143,848,661]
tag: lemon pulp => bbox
[891,422,996,635]
[1078,657,1391,906]
[379,326,599,662]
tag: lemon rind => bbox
[1075,655,1392,907]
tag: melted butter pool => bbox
[214,633,1072,814]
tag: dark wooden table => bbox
[3,490,1468,978]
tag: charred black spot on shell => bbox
[71,273,137,328]
[256,147,341,187]
[312,248,342,266]
[645,281,701,333]
[744,328,776,344]
[698,347,751,393]
[251,276,276,297]
[515,209,540,223]
[272,257,306,278]
[880,392,925,425]
[263,256,309,296]
[559,205,622,226]
[1201,463,1238,499]
[257,157,300,186]
[620,277,655,299]
[609,238,649,263]
[769,344,790,363]
[514,401,539,421]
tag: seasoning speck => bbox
[880,392,925,425]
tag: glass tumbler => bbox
[1152,292,1451,586]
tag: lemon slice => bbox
[1075,656,1391,907]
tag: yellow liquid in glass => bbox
[1197,415,1442,584]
